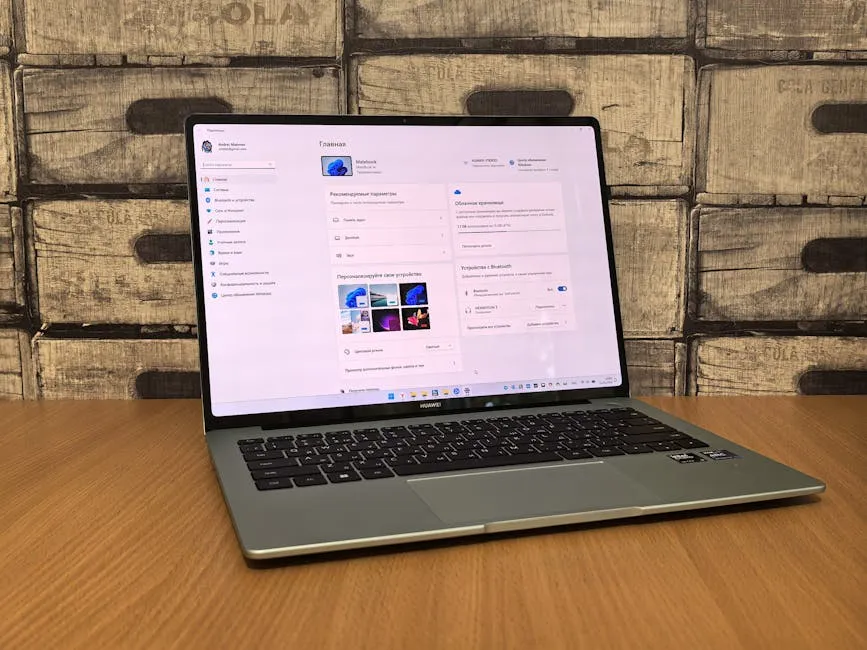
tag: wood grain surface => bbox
[0,0,9,53]
[0,61,15,200]
[353,55,695,195]
[19,0,341,58]
[691,336,867,395]
[30,200,194,325]
[0,329,25,398]
[0,206,24,319]
[624,339,685,395]
[0,397,864,649]
[695,207,867,322]
[698,64,867,203]
[34,337,199,399]
[21,66,340,185]
[355,0,689,39]
[612,200,685,337]
[701,0,867,53]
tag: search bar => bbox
[200,161,276,170]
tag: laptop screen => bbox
[190,121,624,418]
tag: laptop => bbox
[184,115,825,560]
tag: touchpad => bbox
[409,462,658,525]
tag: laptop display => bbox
[188,120,624,419]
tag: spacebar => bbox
[391,453,562,477]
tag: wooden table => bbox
[0,397,864,649]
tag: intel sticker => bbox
[701,449,741,461]
[668,452,706,464]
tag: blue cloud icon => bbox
[453,189,462,195]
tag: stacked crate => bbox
[690,1,867,394]
[0,0,864,399]
[0,0,29,398]
[349,2,696,395]
[15,0,342,397]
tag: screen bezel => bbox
[185,114,631,431]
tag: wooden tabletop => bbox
[0,397,864,649]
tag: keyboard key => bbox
[327,470,361,484]
[678,438,710,449]
[354,459,385,470]
[649,442,682,452]
[558,449,594,460]
[247,458,299,470]
[255,477,294,490]
[297,432,323,440]
[239,444,264,454]
[348,441,377,452]
[267,435,293,441]
[252,465,319,479]
[243,451,284,462]
[391,452,561,477]
[359,467,395,480]
[620,432,688,445]
[265,440,297,450]
[620,445,653,454]
[299,454,329,465]
[621,424,677,434]
[589,447,626,457]
[238,438,264,445]
[331,452,364,463]
[294,474,328,487]
[251,468,300,480]
[533,441,562,452]
[322,462,353,473]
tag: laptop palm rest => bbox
[408,462,658,526]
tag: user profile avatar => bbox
[321,156,353,177]
[201,140,213,153]
[337,284,368,309]
[399,282,428,306]
[402,307,430,331]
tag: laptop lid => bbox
[185,116,630,431]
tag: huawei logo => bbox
[419,402,442,409]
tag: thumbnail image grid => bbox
[337,282,429,334]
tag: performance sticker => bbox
[668,452,706,464]
[701,449,741,461]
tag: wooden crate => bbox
[694,207,867,323]
[355,0,688,40]
[690,336,867,395]
[612,200,686,338]
[30,200,194,326]
[353,55,695,196]
[0,206,25,322]
[699,0,867,56]
[624,339,685,396]
[0,0,9,55]
[30,198,685,331]
[17,0,340,59]
[20,66,340,186]
[697,65,867,206]
[34,337,200,399]
[0,61,15,201]
[0,329,31,399]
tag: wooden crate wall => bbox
[0,0,862,399]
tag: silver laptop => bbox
[184,115,824,560]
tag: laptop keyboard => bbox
[238,407,710,490]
